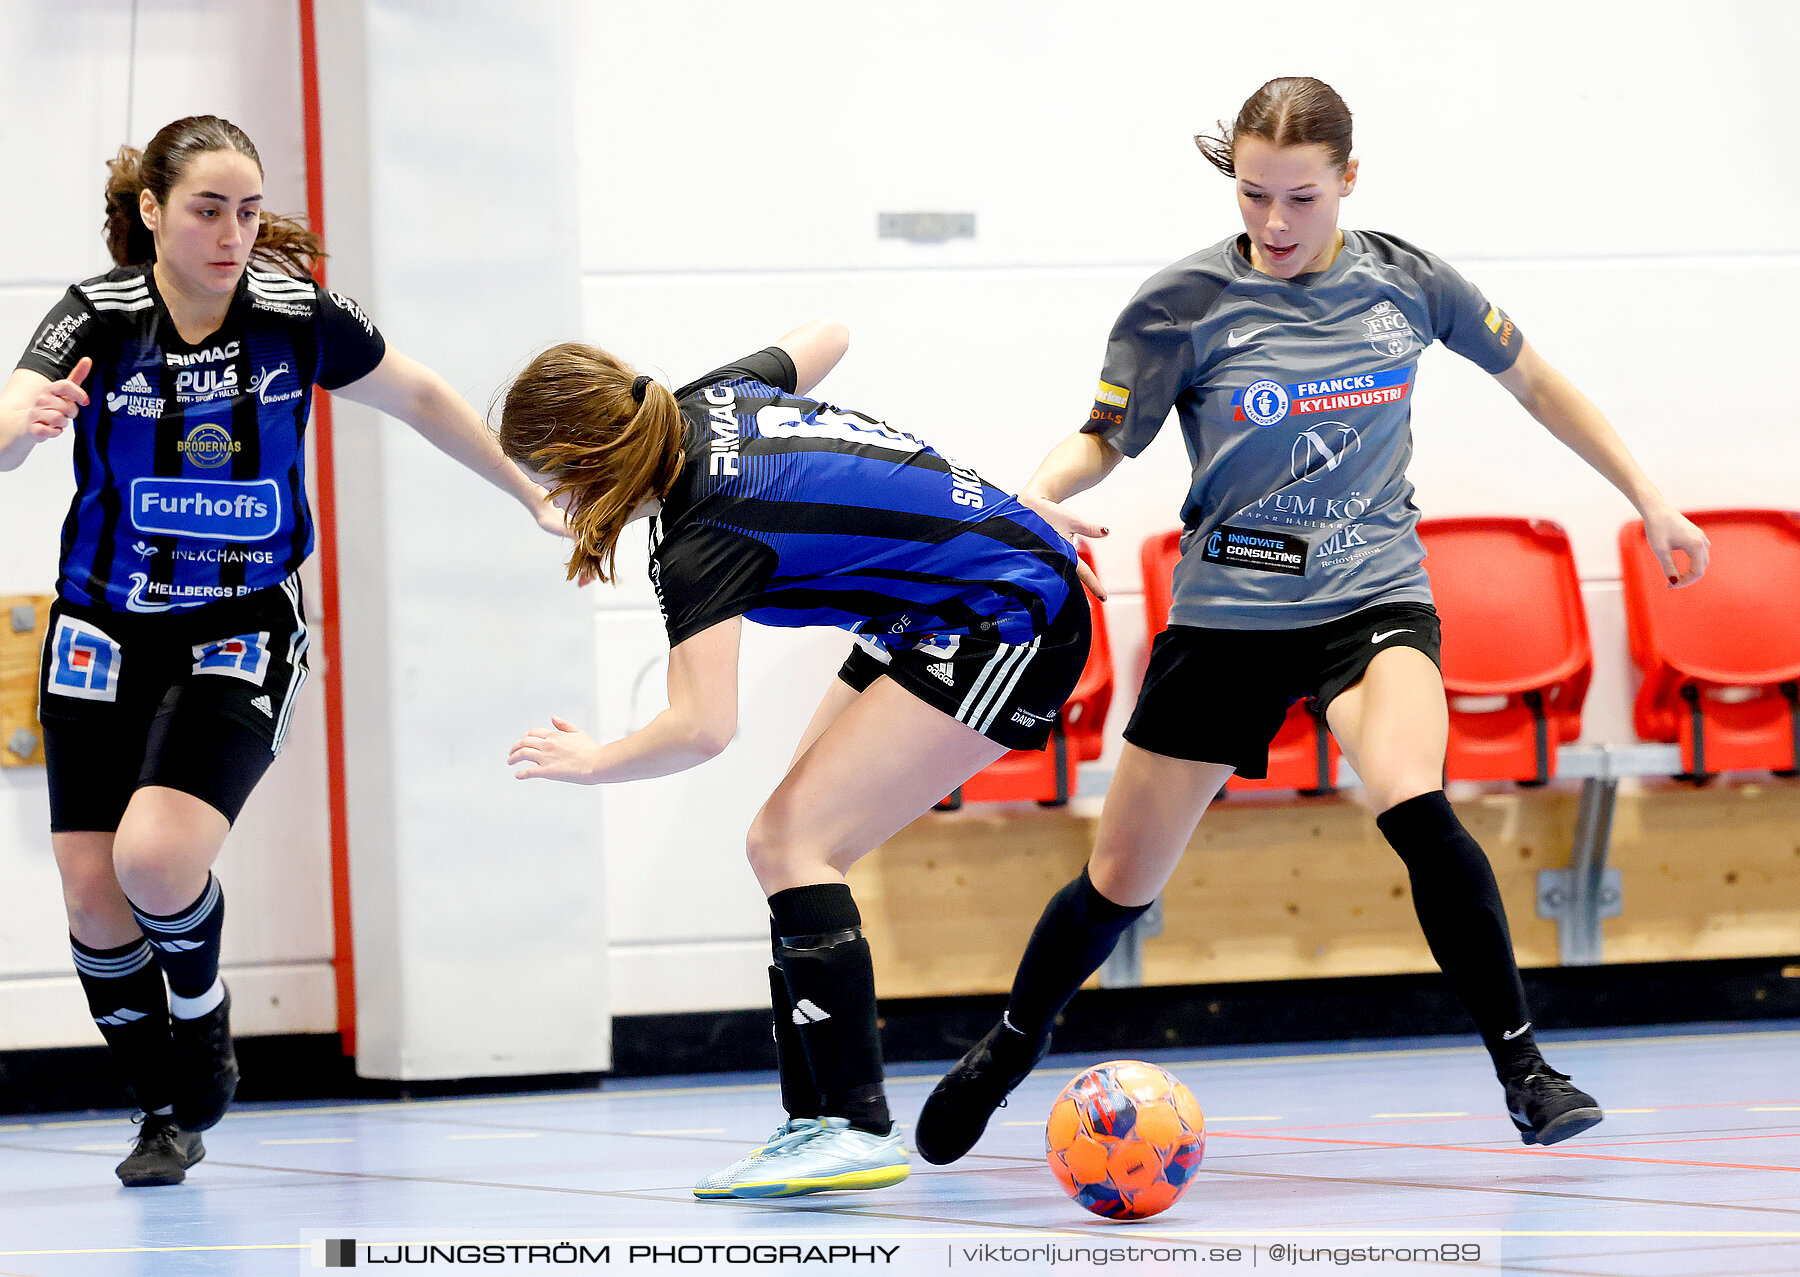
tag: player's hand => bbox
[1016,492,1109,599]
[26,357,91,441]
[1643,502,1709,587]
[508,715,602,782]
[528,484,597,586]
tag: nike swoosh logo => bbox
[1503,1022,1532,1041]
[1227,325,1274,346]
[1370,629,1412,644]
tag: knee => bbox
[60,857,131,934]
[745,801,847,890]
[110,825,192,900]
[745,803,799,885]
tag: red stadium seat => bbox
[1620,509,1800,779]
[1140,529,1337,794]
[942,542,1114,807]
[1420,517,1593,785]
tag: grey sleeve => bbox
[1413,249,1522,374]
[1081,273,1207,459]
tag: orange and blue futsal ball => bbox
[1045,1060,1206,1220]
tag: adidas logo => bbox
[150,938,206,952]
[251,694,273,718]
[120,372,152,393]
[928,661,955,686]
[791,999,832,1025]
[96,1008,149,1026]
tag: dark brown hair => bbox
[103,115,325,277]
[497,343,686,584]
[1195,77,1353,178]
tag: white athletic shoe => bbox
[694,1118,825,1199]
[696,1116,909,1200]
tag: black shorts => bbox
[37,577,311,831]
[1124,601,1441,778]
[836,594,1092,752]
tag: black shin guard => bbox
[1377,791,1537,1071]
[769,921,823,1120]
[769,883,890,1136]
[1001,867,1152,1056]
[71,937,176,1113]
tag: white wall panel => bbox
[319,0,608,1078]
[576,0,1799,275]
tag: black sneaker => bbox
[171,985,239,1132]
[1502,1056,1603,1146]
[115,1112,205,1187]
[914,1019,1049,1165]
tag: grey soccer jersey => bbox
[1084,230,1521,629]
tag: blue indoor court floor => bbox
[2,1021,1798,1276]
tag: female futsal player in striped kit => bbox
[0,116,567,1186]
[500,324,1099,1198]
[914,77,1712,1161]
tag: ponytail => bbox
[497,343,687,584]
[99,115,326,277]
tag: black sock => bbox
[769,920,823,1120]
[769,883,890,1136]
[129,874,225,1014]
[71,936,176,1113]
[1001,867,1152,1055]
[1376,791,1538,1072]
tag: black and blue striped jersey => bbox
[16,264,386,614]
[653,348,1078,649]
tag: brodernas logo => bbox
[1232,368,1412,426]
[177,423,242,469]
[128,478,281,542]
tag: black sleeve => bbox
[652,520,779,647]
[314,288,389,389]
[16,288,100,381]
[673,346,797,399]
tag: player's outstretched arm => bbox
[1020,430,1125,506]
[335,348,569,538]
[773,319,850,395]
[1494,339,1709,587]
[507,618,742,784]
[0,360,91,472]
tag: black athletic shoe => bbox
[1502,1056,1603,1146]
[115,1111,205,1187]
[914,1020,1049,1165]
[171,985,239,1132]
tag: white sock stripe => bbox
[70,942,156,978]
[977,636,1041,733]
[168,977,226,1020]
[955,643,1012,722]
[132,875,222,933]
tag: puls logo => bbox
[1361,300,1418,358]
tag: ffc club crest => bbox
[1361,300,1418,358]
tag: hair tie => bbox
[630,375,652,403]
